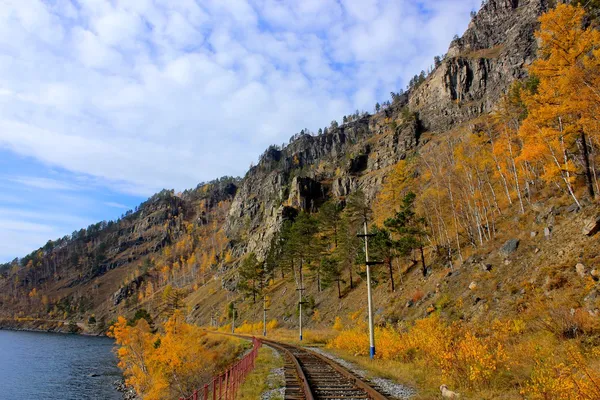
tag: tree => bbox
[385,192,428,277]
[321,256,342,298]
[375,102,381,113]
[434,55,442,68]
[286,212,322,289]
[368,227,397,291]
[237,252,268,303]
[337,190,371,290]
[373,159,413,225]
[335,213,359,290]
[520,4,600,202]
[110,312,242,400]
[161,285,186,316]
[318,201,342,249]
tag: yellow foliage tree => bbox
[109,311,242,399]
[520,3,600,203]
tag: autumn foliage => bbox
[328,314,600,397]
[109,311,242,400]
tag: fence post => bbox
[219,375,223,400]
[203,384,209,400]
[212,378,217,400]
[193,389,198,400]
[225,369,229,400]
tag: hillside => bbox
[2,1,600,398]
[0,0,554,330]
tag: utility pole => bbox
[297,261,306,341]
[231,303,237,334]
[357,222,383,360]
[263,295,269,337]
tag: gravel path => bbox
[261,347,285,400]
[307,347,416,400]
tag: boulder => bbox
[469,281,478,290]
[582,215,600,236]
[530,231,537,238]
[591,269,599,281]
[481,263,493,272]
[576,263,587,278]
[544,227,552,239]
[565,203,580,213]
[500,239,520,255]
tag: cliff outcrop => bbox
[226,0,545,258]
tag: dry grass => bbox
[462,44,506,59]
[236,346,284,400]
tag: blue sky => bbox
[0,0,479,262]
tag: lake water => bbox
[0,330,122,400]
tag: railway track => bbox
[262,339,392,400]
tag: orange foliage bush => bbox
[109,311,242,399]
[329,315,513,389]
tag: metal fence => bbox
[179,337,262,400]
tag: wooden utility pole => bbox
[231,303,237,334]
[263,295,269,337]
[297,262,306,341]
[357,224,383,359]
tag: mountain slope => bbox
[1,0,551,331]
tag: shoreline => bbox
[0,318,106,336]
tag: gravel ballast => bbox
[261,347,285,400]
[307,347,416,400]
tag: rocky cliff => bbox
[410,0,546,131]
[226,0,546,258]
[0,0,550,328]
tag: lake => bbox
[0,330,122,400]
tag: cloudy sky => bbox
[0,0,479,262]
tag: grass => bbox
[236,346,284,400]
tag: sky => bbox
[0,0,480,262]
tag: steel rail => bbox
[206,331,391,400]
[261,338,390,400]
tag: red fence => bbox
[179,337,262,400]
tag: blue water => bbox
[0,330,122,400]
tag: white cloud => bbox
[104,201,130,209]
[0,0,480,196]
[9,176,78,191]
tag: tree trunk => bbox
[349,264,354,289]
[420,246,427,277]
[337,279,341,299]
[317,270,321,292]
[580,130,596,200]
[387,258,395,292]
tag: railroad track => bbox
[262,339,392,400]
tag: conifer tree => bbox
[384,192,428,277]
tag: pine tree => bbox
[237,252,268,303]
[384,192,428,277]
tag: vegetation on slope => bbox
[225,4,600,399]
[2,3,600,400]
[109,310,245,400]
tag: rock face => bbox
[410,0,547,132]
[225,0,546,258]
[226,115,419,257]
